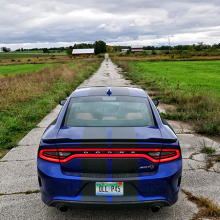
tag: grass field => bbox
[0,59,102,155]
[3,50,66,55]
[0,63,61,76]
[129,60,220,95]
[113,59,220,135]
[0,53,51,60]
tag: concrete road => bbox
[0,54,219,219]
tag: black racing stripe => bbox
[81,181,107,202]
[80,142,110,149]
[82,127,107,140]
[81,127,108,202]
[112,182,139,202]
[111,127,139,201]
[111,142,139,149]
[112,158,139,173]
[112,127,137,140]
[81,159,108,173]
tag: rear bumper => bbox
[37,158,182,209]
[48,199,171,210]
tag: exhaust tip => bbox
[151,205,162,213]
[57,206,68,212]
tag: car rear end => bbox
[37,87,182,211]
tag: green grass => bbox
[9,50,66,55]
[129,60,220,95]
[0,60,102,152]
[0,53,51,59]
[0,63,61,76]
[114,59,220,135]
[10,50,44,53]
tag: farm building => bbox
[131,45,143,52]
[72,48,94,56]
[121,49,129,52]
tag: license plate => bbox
[96,182,124,196]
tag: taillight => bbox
[160,149,181,162]
[39,149,60,162]
[39,149,180,163]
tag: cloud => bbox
[0,0,220,50]
[98,24,107,28]
[135,18,151,26]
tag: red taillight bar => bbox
[39,149,180,163]
[160,149,180,162]
[58,149,161,152]
[60,154,160,163]
[39,149,59,163]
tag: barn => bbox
[72,48,94,56]
[121,49,129,53]
[131,45,143,52]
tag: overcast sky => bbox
[0,0,220,50]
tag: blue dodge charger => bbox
[37,86,182,212]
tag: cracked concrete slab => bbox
[0,160,38,194]
[183,159,206,170]
[79,54,137,88]
[191,153,207,162]
[0,145,38,161]
[209,162,220,172]
[18,128,46,146]
[182,169,220,206]
[181,148,198,159]
[177,134,205,149]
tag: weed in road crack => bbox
[200,146,216,154]
[182,189,220,219]
[0,190,41,196]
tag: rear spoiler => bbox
[42,138,177,144]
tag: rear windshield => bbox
[64,96,155,127]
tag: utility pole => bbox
[168,36,171,58]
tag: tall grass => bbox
[0,65,78,107]
[114,60,220,136]
[0,60,102,152]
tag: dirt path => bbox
[0,54,219,219]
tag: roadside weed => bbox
[200,146,216,154]
[182,189,220,219]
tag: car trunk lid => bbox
[53,126,176,174]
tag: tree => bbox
[2,47,10,52]
[94,40,106,55]
[43,48,50,53]
[187,46,194,51]
[113,46,122,52]
[107,45,113,53]
[195,42,204,51]
[66,46,73,56]
[209,45,217,52]
[126,48,131,55]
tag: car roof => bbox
[70,86,148,98]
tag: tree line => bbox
[11,41,220,54]
[144,42,220,51]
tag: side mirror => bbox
[152,99,159,106]
[59,99,67,106]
